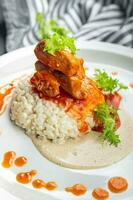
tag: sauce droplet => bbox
[32,179,46,189]
[16,170,37,184]
[46,181,57,190]
[92,188,109,200]
[1,151,16,168]
[65,184,87,196]
[78,121,89,134]
[0,85,14,115]
[130,82,133,88]
[14,156,27,167]
[112,71,118,76]
[108,176,128,193]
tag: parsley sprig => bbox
[93,69,128,92]
[36,12,69,39]
[44,33,76,55]
[36,12,77,54]
[95,103,120,147]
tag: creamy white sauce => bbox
[30,110,133,169]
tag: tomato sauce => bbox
[78,121,89,133]
[32,179,57,190]
[1,151,129,197]
[46,181,57,190]
[32,179,46,189]
[92,188,109,200]
[14,156,27,167]
[1,151,16,168]
[0,84,14,115]
[16,170,37,184]
[32,78,104,134]
[65,184,87,196]
[108,176,128,193]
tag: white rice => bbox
[10,76,82,144]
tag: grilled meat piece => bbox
[35,61,50,72]
[54,70,90,99]
[34,40,85,79]
[30,71,60,97]
[35,61,89,99]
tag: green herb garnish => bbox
[44,33,76,55]
[93,69,128,92]
[36,12,68,39]
[95,103,120,147]
[36,12,77,54]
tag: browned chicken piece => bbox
[35,60,85,80]
[76,63,85,80]
[35,61,89,99]
[34,40,85,79]
[35,60,50,72]
[54,70,90,99]
[30,70,60,97]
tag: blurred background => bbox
[0,0,133,56]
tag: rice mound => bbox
[10,76,80,144]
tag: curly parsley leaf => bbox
[95,103,120,147]
[36,12,68,39]
[93,69,128,92]
[44,33,76,55]
[36,12,77,55]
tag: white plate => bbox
[0,41,133,200]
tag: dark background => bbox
[0,2,6,55]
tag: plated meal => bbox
[9,17,133,169]
[0,14,133,200]
[9,38,133,169]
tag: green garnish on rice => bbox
[93,69,128,146]
[95,103,120,147]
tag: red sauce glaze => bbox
[16,170,37,184]
[65,184,87,196]
[92,188,109,200]
[108,177,128,193]
[1,151,16,168]
[0,84,14,115]
[32,179,46,189]
[14,156,28,167]
[32,78,104,134]
[32,179,57,190]
[78,121,89,133]
[46,181,57,190]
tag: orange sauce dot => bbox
[1,151,16,168]
[65,184,87,196]
[14,156,27,167]
[130,82,133,88]
[32,179,46,189]
[108,176,128,193]
[92,188,109,200]
[112,71,118,76]
[46,181,58,190]
[16,170,37,184]
[0,85,14,114]
[79,121,89,134]
[30,170,37,176]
